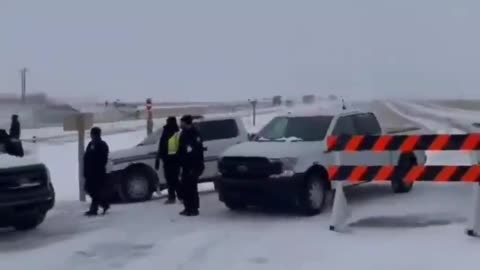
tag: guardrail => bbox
[327,133,480,237]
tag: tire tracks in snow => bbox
[383,101,466,133]
[383,100,476,165]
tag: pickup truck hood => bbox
[109,148,135,160]
[109,145,154,162]
[221,141,325,159]
[0,153,42,168]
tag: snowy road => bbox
[2,101,480,270]
[1,183,478,270]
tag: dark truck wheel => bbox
[224,198,247,211]
[13,212,47,231]
[299,172,328,216]
[119,168,154,202]
[392,154,417,193]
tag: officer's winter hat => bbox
[166,116,177,126]
[180,115,193,125]
[90,126,102,136]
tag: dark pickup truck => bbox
[0,129,55,230]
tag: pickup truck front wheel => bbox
[392,154,417,193]
[119,169,154,202]
[13,212,47,231]
[224,198,247,211]
[299,172,327,216]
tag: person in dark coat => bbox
[9,114,20,139]
[83,127,110,216]
[155,116,181,204]
[178,115,204,216]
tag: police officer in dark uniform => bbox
[178,115,204,216]
[155,116,181,204]
[9,114,20,139]
[84,127,110,216]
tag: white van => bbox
[108,116,248,202]
[216,108,427,215]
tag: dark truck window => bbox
[332,115,357,135]
[256,116,333,141]
[353,113,381,135]
[0,129,24,157]
[196,119,239,141]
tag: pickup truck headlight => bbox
[269,157,298,178]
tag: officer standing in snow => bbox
[178,115,204,216]
[84,127,111,216]
[155,116,182,204]
[9,114,20,140]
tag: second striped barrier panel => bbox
[326,133,480,237]
[328,165,480,183]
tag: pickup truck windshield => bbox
[255,116,333,142]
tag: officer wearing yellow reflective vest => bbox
[155,117,182,204]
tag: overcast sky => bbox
[1,0,480,102]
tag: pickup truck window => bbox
[353,113,381,135]
[256,116,333,142]
[196,119,239,141]
[332,115,357,135]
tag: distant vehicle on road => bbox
[108,116,249,202]
[216,109,426,215]
[302,95,315,104]
[285,100,294,107]
[272,96,282,106]
[0,130,55,231]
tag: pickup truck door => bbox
[352,112,392,166]
[196,119,243,179]
[131,129,167,185]
[331,115,360,166]
[331,114,390,166]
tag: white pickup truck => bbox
[216,108,427,215]
[108,116,249,202]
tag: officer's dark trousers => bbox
[85,177,110,213]
[163,156,181,200]
[181,169,199,211]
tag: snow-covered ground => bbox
[1,101,480,270]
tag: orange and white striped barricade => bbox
[326,133,480,236]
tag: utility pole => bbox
[20,68,28,104]
[248,99,257,126]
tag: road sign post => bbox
[64,113,94,202]
[146,98,153,135]
[248,99,257,126]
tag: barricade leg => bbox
[467,183,480,237]
[466,151,480,237]
[329,181,351,232]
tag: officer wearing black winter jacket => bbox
[155,116,181,204]
[84,127,110,216]
[178,115,204,216]
[9,114,20,140]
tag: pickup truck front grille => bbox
[0,165,48,194]
[219,157,282,179]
